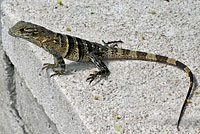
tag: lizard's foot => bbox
[42,63,58,70]
[50,70,65,77]
[102,40,123,48]
[86,71,98,84]
[42,63,65,77]
[86,70,110,84]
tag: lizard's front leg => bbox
[42,48,65,77]
[86,51,110,84]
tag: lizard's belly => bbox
[65,53,90,62]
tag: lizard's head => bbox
[8,21,39,39]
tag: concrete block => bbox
[0,45,24,134]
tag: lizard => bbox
[8,21,194,130]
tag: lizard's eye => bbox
[18,27,28,33]
[20,28,24,32]
[19,28,25,32]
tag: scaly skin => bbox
[8,21,194,130]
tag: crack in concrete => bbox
[4,53,30,134]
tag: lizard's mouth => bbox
[8,28,19,37]
[8,28,14,36]
[8,28,24,38]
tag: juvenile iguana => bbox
[8,21,194,130]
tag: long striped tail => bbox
[175,61,193,131]
[105,48,194,130]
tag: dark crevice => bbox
[4,53,29,134]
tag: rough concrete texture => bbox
[1,0,200,134]
[0,1,24,133]
[0,45,24,134]
[0,49,60,134]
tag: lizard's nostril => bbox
[8,29,13,35]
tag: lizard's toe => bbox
[50,70,65,77]
[42,63,58,70]
[86,71,98,84]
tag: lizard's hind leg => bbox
[86,51,110,84]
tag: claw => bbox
[50,70,65,77]
[50,73,60,77]
[50,73,59,77]
[86,71,98,84]
[42,63,65,77]
[43,63,49,66]
[42,63,58,70]
[86,78,93,84]
[42,65,48,70]
[86,74,95,84]
[86,69,110,84]
[102,40,123,48]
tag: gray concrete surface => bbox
[0,49,60,134]
[0,45,23,134]
[1,0,200,134]
[1,0,24,133]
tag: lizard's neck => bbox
[26,37,43,48]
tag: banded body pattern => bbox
[8,21,194,130]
